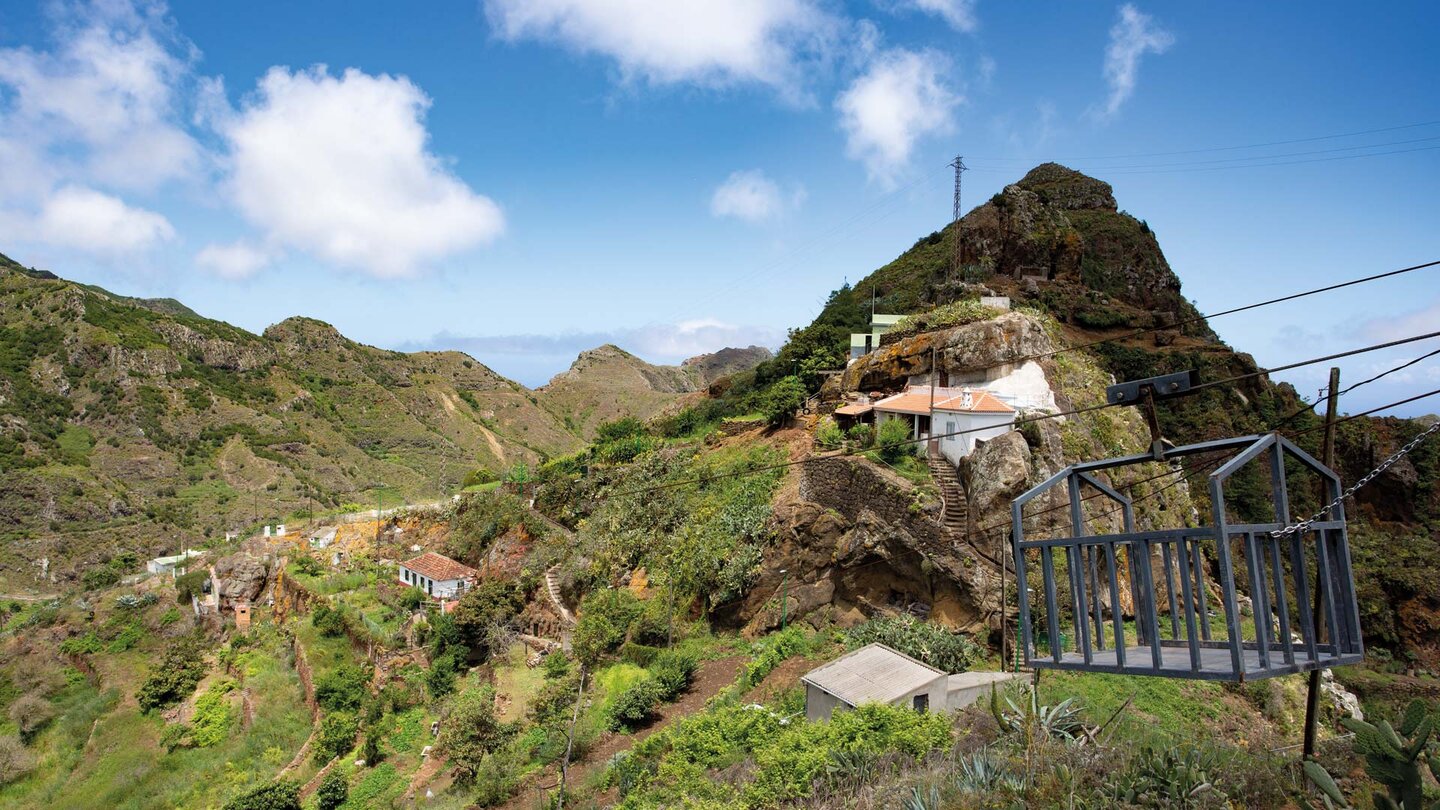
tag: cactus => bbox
[1302,699,1439,810]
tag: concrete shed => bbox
[945,671,1026,711]
[801,643,948,722]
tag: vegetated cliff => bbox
[536,343,771,440]
[755,163,1440,665]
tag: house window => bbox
[912,694,929,712]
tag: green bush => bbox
[174,569,209,605]
[650,650,697,700]
[846,614,980,673]
[541,650,572,680]
[222,779,301,810]
[137,636,208,712]
[876,418,914,463]
[609,676,666,730]
[315,770,348,810]
[311,603,349,638]
[315,664,370,713]
[815,417,844,449]
[81,565,121,590]
[573,589,642,665]
[847,423,875,448]
[313,712,359,764]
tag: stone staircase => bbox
[544,566,576,627]
[926,447,969,538]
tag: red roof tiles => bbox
[400,552,478,582]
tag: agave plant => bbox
[1114,745,1219,809]
[989,684,1087,742]
[1301,699,1440,810]
[954,748,1024,794]
[902,784,942,810]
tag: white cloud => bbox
[195,240,270,280]
[481,0,837,97]
[710,170,803,223]
[878,0,979,33]
[836,48,960,186]
[0,0,203,194]
[1098,3,1173,119]
[1359,299,1440,344]
[35,184,174,254]
[220,66,505,278]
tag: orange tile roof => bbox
[833,402,873,416]
[401,552,478,582]
[935,389,1014,413]
[871,391,936,415]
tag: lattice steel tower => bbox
[949,155,967,222]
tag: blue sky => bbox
[1,1,1437,416]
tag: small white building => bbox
[801,643,949,722]
[397,552,478,599]
[930,388,1017,466]
[870,386,1016,463]
[147,549,203,576]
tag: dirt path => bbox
[402,751,449,802]
[497,655,745,810]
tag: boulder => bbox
[213,554,269,602]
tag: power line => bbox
[602,330,1440,500]
[1274,346,1440,427]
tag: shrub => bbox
[450,579,524,658]
[530,670,583,727]
[426,650,462,698]
[315,664,370,713]
[174,569,209,605]
[650,650,697,700]
[439,686,514,783]
[59,633,102,655]
[845,614,980,673]
[137,636,208,712]
[311,603,349,638]
[0,735,32,786]
[222,779,301,810]
[846,423,875,448]
[313,712,359,764]
[8,693,55,742]
[397,587,425,611]
[573,589,642,665]
[876,417,915,463]
[815,417,844,449]
[315,770,348,810]
[81,565,121,590]
[541,650,572,680]
[609,677,666,730]
[291,555,323,577]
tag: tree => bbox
[449,580,523,659]
[137,636,208,712]
[222,779,301,810]
[313,713,358,764]
[315,770,348,810]
[877,417,913,463]
[762,376,806,427]
[438,686,514,783]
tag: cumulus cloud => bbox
[219,66,505,278]
[878,0,979,33]
[482,0,837,98]
[836,48,960,186]
[195,240,270,280]
[710,170,803,223]
[35,185,175,254]
[1098,3,1173,119]
[0,0,202,194]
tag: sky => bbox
[0,0,1437,417]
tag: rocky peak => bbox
[262,316,347,352]
[680,345,773,386]
[1014,162,1117,211]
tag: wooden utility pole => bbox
[1302,366,1341,760]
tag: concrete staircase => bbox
[926,447,969,538]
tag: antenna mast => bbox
[949,155,967,274]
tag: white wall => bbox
[935,410,1016,466]
[398,567,467,599]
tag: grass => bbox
[591,662,650,720]
[1036,669,1228,742]
[493,644,547,723]
[0,627,310,810]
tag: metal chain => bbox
[1272,420,1440,538]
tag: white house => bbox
[869,386,1016,463]
[397,552,478,599]
[931,388,1017,466]
[801,643,948,722]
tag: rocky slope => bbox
[0,251,776,588]
[537,343,771,440]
